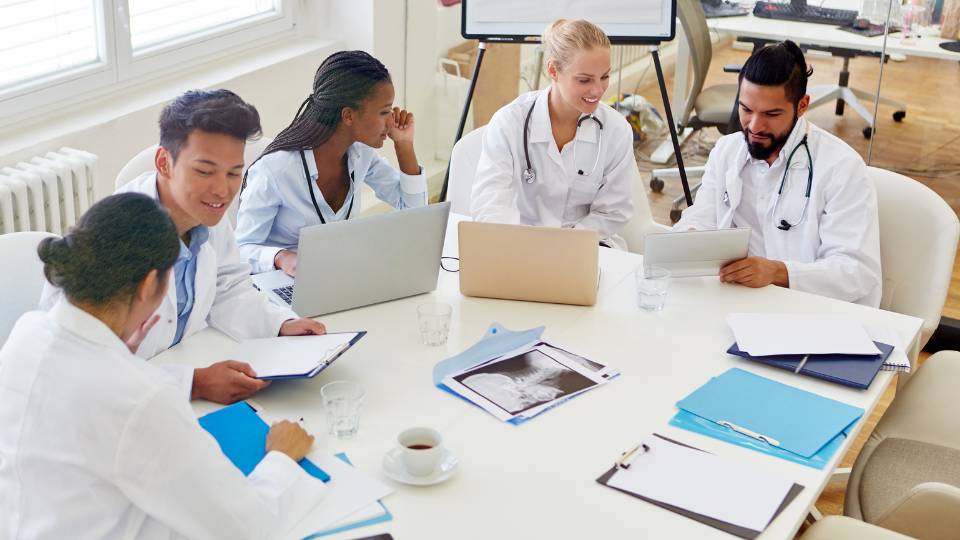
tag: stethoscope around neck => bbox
[722,132,813,232]
[521,96,604,184]
[298,149,354,224]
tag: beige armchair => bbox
[801,516,913,539]
[844,350,960,540]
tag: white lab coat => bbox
[471,87,636,249]
[40,171,297,395]
[675,117,882,307]
[0,300,326,540]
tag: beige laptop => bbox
[458,221,599,306]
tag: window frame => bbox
[0,0,297,124]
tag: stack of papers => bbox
[230,332,365,379]
[597,434,802,539]
[203,403,394,538]
[435,324,618,424]
[285,453,394,539]
[726,313,881,356]
[864,323,912,373]
[301,454,392,539]
[726,313,902,388]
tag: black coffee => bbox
[407,444,433,450]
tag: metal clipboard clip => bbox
[615,442,651,470]
[718,420,781,447]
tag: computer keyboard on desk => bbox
[753,1,858,26]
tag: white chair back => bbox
[870,166,959,348]
[0,231,57,345]
[620,163,671,253]
[447,126,486,216]
[114,137,274,228]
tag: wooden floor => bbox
[629,42,959,533]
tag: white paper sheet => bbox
[727,313,881,356]
[863,323,912,372]
[230,333,359,378]
[607,436,795,532]
[284,454,394,539]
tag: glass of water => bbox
[320,381,365,439]
[417,303,452,346]
[635,266,671,311]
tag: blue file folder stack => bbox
[670,368,864,469]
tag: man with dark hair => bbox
[43,89,327,403]
[675,41,881,307]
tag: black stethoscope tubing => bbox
[773,135,813,231]
[522,96,604,184]
[722,134,813,231]
[299,149,354,225]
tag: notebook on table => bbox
[726,341,894,389]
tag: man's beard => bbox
[743,114,798,160]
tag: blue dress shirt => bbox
[171,226,210,346]
[235,143,428,273]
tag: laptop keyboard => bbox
[272,285,294,305]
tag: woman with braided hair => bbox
[236,50,427,276]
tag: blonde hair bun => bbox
[541,19,611,71]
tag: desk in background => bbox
[671,12,960,142]
[154,214,922,539]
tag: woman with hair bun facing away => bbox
[236,50,427,276]
[471,19,636,249]
[0,193,326,538]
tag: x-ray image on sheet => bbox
[453,349,598,415]
[541,343,607,374]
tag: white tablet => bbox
[643,228,751,277]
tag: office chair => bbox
[649,0,742,222]
[447,125,486,216]
[843,350,960,540]
[0,231,56,345]
[870,167,959,361]
[801,516,912,539]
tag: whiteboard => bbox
[461,0,676,44]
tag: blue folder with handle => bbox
[199,401,330,482]
[432,323,545,426]
[726,341,893,390]
[670,368,864,469]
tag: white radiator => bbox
[0,148,97,235]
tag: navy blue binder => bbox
[726,341,894,390]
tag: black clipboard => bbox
[596,434,805,539]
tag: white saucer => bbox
[382,446,459,486]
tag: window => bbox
[129,0,277,52]
[0,0,103,90]
[0,0,295,121]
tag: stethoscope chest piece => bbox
[522,168,536,184]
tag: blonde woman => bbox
[471,19,635,249]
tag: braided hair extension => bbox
[243,50,391,190]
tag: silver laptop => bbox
[252,202,451,317]
[643,228,751,277]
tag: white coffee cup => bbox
[398,427,443,477]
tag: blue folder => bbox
[726,341,894,390]
[199,402,330,482]
[671,368,863,468]
[434,323,617,425]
